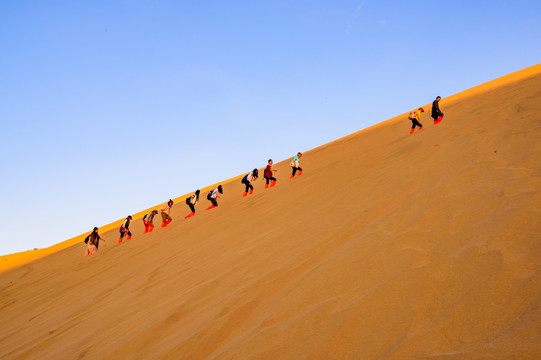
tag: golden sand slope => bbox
[0,64,540,359]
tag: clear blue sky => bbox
[1,0,540,255]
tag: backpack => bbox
[207,191,213,200]
[84,235,89,244]
[408,111,415,120]
[185,197,191,205]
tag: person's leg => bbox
[118,230,125,243]
[149,222,155,232]
[86,244,97,256]
[410,119,422,133]
[265,177,270,188]
[297,167,303,176]
[143,221,149,233]
[127,230,132,240]
[249,183,253,194]
[185,203,196,218]
[189,203,196,216]
[270,176,277,187]
[206,198,218,209]
[161,212,167,227]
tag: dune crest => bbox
[1,64,541,359]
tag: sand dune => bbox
[1,64,540,359]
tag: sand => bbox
[1,64,540,359]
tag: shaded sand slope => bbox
[1,65,541,359]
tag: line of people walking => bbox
[84,97,445,255]
[84,153,304,256]
[409,96,445,134]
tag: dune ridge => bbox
[2,63,539,271]
[0,64,540,359]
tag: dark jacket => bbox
[432,99,443,118]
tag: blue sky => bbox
[1,0,540,255]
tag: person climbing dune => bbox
[409,107,424,134]
[263,159,277,188]
[290,152,303,179]
[206,185,223,210]
[161,199,174,227]
[84,227,104,256]
[118,215,133,243]
[241,169,258,197]
[185,190,200,219]
[143,210,158,233]
[432,96,444,125]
